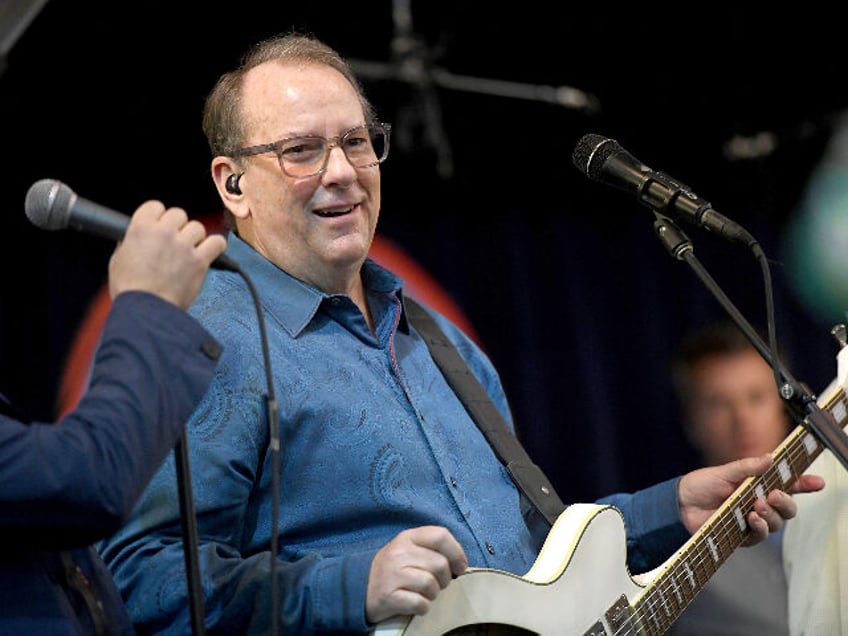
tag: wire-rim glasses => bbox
[232,122,391,178]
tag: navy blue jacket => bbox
[0,291,221,635]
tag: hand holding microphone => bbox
[108,201,227,309]
[25,178,238,268]
[25,178,237,309]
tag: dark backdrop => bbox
[3,2,846,503]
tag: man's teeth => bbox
[315,206,353,218]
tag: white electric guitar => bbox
[373,341,848,636]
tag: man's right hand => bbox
[366,526,468,625]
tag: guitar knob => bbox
[832,323,847,348]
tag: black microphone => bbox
[572,133,757,248]
[24,178,239,271]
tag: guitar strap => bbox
[404,296,567,527]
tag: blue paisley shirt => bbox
[100,233,688,635]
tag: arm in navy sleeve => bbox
[0,291,221,549]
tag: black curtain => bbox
[2,2,845,505]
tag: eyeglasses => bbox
[232,122,391,178]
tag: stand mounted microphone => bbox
[572,133,757,249]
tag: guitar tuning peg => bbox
[832,323,847,348]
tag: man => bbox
[100,33,822,634]
[667,322,793,635]
[0,201,226,634]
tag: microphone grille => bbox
[572,134,621,181]
[25,178,75,230]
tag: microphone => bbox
[24,178,239,271]
[572,133,757,248]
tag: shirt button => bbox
[485,543,495,555]
[450,477,458,487]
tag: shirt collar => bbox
[224,233,409,337]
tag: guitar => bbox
[373,343,848,636]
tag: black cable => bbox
[178,263,280,635]
[232,267,280,635]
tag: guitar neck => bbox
[630,386,848,635]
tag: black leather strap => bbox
[404,296,566,526]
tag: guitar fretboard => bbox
[614,388,848,636]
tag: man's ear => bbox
[211,158,249,220]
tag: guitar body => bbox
[373,504,645,635]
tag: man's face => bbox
[233,61,381,292]
[686,349,790,465]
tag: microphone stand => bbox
[174,433,206,636]
[652,212,848,471]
